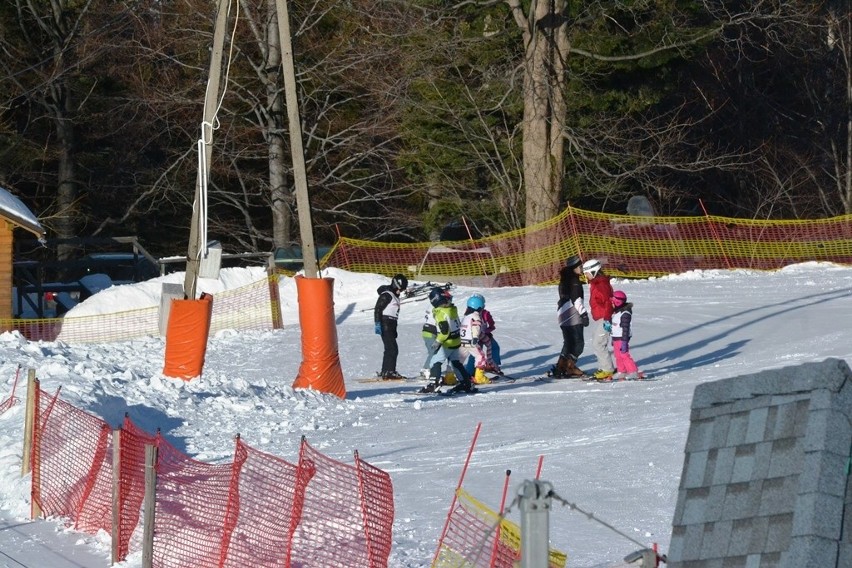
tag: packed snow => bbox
[0,263,849,568]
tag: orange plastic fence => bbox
[3,273,281,345]
[32,386,113,534]
[325,207,852,283]
[117,418,156,561]
[29,387,395,566]
[292,438,394,568]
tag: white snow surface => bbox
[0,263,850,568]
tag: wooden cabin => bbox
[0,188,45,320]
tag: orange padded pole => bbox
[163,293,213,380]
[292,276,345,398]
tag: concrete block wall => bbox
[668,358,852,568]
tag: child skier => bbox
[583,258,616,380]
[475,294,502,374]
[610,290,642,380]
[421,305,438,378]
[373,273,408,380]
[460,295,490,384]
[419,287,475,394]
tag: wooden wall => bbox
[0,223,12,320]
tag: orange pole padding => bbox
[162,293,213,380]
[292,276,345,399]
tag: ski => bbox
[356,375,419,383]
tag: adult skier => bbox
[374,273,408,379]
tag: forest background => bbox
[0,0,850,262]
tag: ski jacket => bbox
[433,304,462,349]
[481,309,496,335]
[588,274,613,321]
[557,266,587,327]
[374,284,401,324]
[460,309,484,345]
[611,304,633,340]
[422,307,437,338]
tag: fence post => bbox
[111,429,121,564]
[142,443,158,568]
[518,479,553,568]
[20,368,37,477]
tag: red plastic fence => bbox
[29,388,396,566]
[325,207,852,284]
[32,386,113,533]
[291,439,394,568]
[117,417,157,560]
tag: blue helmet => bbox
[466,294,485,310]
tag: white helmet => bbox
[582,259,602,278]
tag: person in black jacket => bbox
[549,255,589,377]
[374,274,408,379]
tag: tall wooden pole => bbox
[274,0,318,278]
[184,0,231,299]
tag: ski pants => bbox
[591,318,614,372]
[559,324,585,361]
[380,318,399,374]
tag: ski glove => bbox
[620,340,629,353]
[603,320,612,333]
[374,322,382,335]
[581,313,589,327]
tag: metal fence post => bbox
[518,479,553,568]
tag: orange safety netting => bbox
[27,384,395,566]
[324,206,852,283]
[31,386,113,534]
[3,274,281,344]
[291,438,394,568]
[434,488,566,568]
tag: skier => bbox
[610,290,643,380]
[583,258,616,380]
[459,295,490,384]
[549,255,589,377]
[374,273,408,380]
[419,287,475,394]
[420,304,438,378]
[475,293,502,374]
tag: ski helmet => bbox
[391,274,408,291]
[612,290,627,307]
[467,294,485,310]
[582,259,602,278]
[429,286,451,307]
[565,255,582,269]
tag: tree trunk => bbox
[513,0,568,228]
[266,0,293,249]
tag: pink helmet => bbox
[612,290,627,307]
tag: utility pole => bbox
[274,0,318,278]
[184,0,230,299]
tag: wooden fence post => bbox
[111,429,121,564]
[20,369,36,476]
[141,443,157,568]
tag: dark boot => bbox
[419,363,444,393]
[565,357,586,377]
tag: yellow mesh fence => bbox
[2,274,281,344]
[434,487,567,568]
[325,206,852,284]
